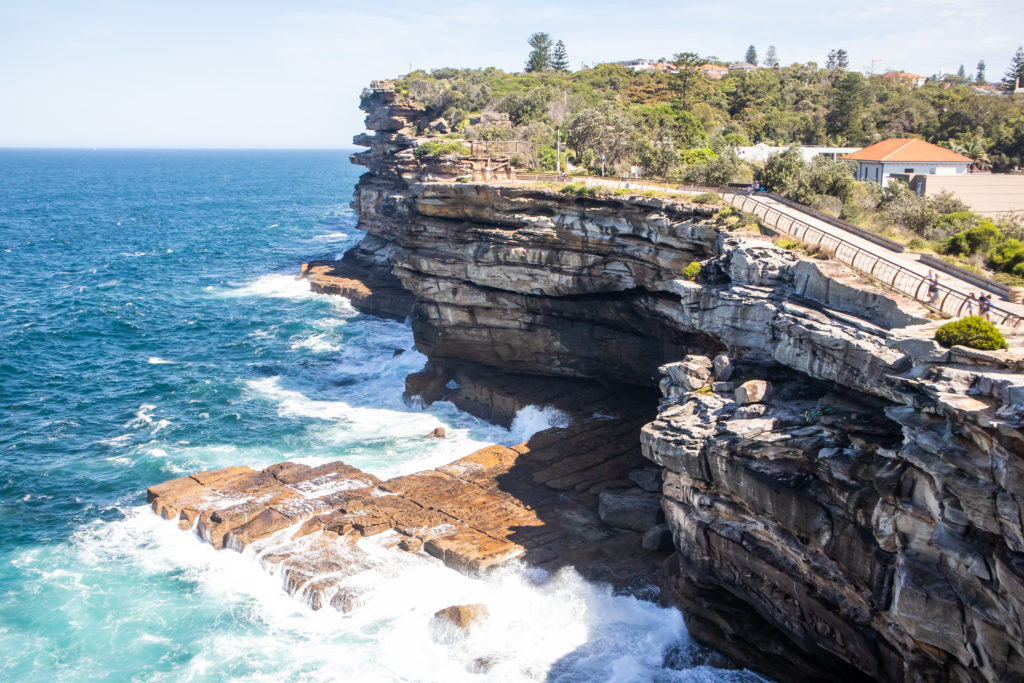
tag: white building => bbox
[840,138,972,187]
[735,143,862,164]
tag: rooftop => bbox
[840,138,972,163]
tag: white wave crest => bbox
[508,405,572,444]
[147,357,175,364]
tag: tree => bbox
[499,87,552,125]
[826,49,849,73]
[976,59,986,84]
[551,40,569,72]
[1002,46,1024,91]
[671,52,704,108]
[525,32,553,73]
[765,45,779,68]
[957,64,966,78]
[745,44,758,65]
[828,71,869,144]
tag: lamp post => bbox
[556,128,561,176]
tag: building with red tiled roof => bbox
[883,71,926,87]
[840,138,972,187]
[698,63,729,80]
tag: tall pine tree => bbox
[524,32,553,72]
[745,44,758,65]
[765,45,779,68]
[976,59,986,84]
[1003,46,1024,91]
[550,40,569,72]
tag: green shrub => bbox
[934,316,1008,350]
[775,239,802,251]
[558,183,597,197]
[682,261,702,280]
[692,192,720,205]
[414,140,471,159]
[944,220,1003,256]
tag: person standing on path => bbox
[928,273,941,305]
[980,294,992,321]
[965,293,977,317]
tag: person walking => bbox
[965,293,977,317]
[979,294,992,321]
[928,273,941,305]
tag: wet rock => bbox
[628,467,663,493]
[427,427,447,438]
[598,489,662,532]
[433,603,490,630]
[642,523,673,551]
[398,536,423,552]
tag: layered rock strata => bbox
[148,397,670,611]
[147,86,1024,682]
[342,89,1024,681]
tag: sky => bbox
[1,0,1022,148]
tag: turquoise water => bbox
[0,150,765,682]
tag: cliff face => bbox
[344,90,1024,682]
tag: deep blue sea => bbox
[0,150,765,682]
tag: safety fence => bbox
[723,192,1024,329]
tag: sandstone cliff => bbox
[335,89,1024,683]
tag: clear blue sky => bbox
[1,0,1021,148]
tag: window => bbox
[904,168,914,173]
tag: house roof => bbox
[884,71,924,80]
[699,63,728,71]
[840,138,972,163]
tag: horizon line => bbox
[0,146,361,152]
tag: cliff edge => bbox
[334,88,1024,683]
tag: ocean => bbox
[0,149,765,682]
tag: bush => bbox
[558,183,597,197]
[682,261,702,280]
[414,140,471,159]
[935,316,1008,350]
[692,192,720,205]
[944,221,1003,257]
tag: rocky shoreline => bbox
[146,86,1024,682]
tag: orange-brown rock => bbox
[433,604,490,630]
[147,398,669,613]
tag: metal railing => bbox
[723,191,1024,329]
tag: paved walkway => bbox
[733,193,1024,328]
[506,174,1024,328]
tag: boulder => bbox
[433,603,490,630]
[598,489,662,532]
[735,380,773,405]
[663,355,713,391]
[628,467,663,493]
[712,354,734,380]
[428,427,447,439]
[642,523,673,551]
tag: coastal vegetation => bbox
[391,44,1024,280]
[934,316,1008,350]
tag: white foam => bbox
[508,405,572,444]
[219,274,317,300]
[147,357,175,364]
[311,232,349,241]
[288,333,340,354]
[50,506,747,682]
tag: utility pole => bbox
[601,154,606,177]
[556,128,561,175]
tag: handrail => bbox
[721,191,1024,329]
